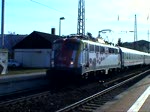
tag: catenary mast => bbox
[77,0,85,36]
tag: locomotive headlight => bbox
[70,58,74,65]
[51,59,54,67]
[70,61,74,65]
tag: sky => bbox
[0,0,150,44]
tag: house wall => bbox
[14,49,51,68]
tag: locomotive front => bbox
[48,38,84,79]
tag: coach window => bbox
[136,55,138,59]
[110,48,115,54]
[125,54,127,59]
[135,54,137,60]
[127,54,129,59]
[84,43,88,50]
[129,54,132,60]
[124,54,127,59]
[129,53,131,60]
[95,45,99,52]
[126,54,128,59]
[127,53,129,59]
[129,54,131,60]
[112,49,114,53]
[139,55,141,59]
[114,49,118,54]
[105,47,109,54]
[124,53,126,59]
[89,44,94,52]
[130,54,132,60]
[131,54,133,60]
[109,48,111,53]
[100,47,105,53]
[138,55,140,59]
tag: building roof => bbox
[13,31,61,49]
[0,34,27,52]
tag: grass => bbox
[6,67,47,75]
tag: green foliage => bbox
[122,40,150,52]
[117,38,122,46]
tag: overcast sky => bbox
[1,0,150,44]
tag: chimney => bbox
[51,28,55,35]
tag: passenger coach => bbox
[119,47,145,67]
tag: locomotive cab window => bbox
[53,41,82,51]
[65,41,82,50]
[53,42,62,51]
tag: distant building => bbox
[13,31,61,68]
[0,34,27,55]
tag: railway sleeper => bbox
[78,108,95,112]
[82,105,97,109]
[92,100,102,104]
[94,99,108,104]
[86,103,100,107]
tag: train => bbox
[46,35,150,80]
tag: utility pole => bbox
[147,14,149,53]
[1,0,5,48]
[77,0,85,36]
[134,14,138,49]
[148,30,149,53]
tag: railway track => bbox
[0,67,149,112]
[56,69,150,112]
[0,90,50,106]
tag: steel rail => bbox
[0,90,50,106]
[56,69,150,112]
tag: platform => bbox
[95,74,150,112]
[0,72,47,96]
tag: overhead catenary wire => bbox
[30,0,77,19]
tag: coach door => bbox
[84,43,89,67]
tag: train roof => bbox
[53,37,119,49]
[82,39,119,49]
[119,47,148,55]
[142,51,150,56]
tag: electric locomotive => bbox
[46,35,121,80]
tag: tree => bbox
[117,38,122,46]
[86,32,97,41]
[87,32,92,38]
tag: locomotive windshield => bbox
[53,42,62,51]
[53,41,81,51]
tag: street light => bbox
[59,17,65,36]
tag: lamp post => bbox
[1,0,5,48]
[59,17,65,36]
